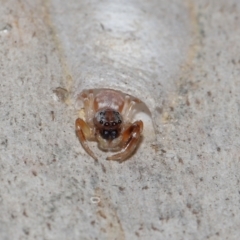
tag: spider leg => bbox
[80,90,95,122]
[121,95,140,122]
[75,118,98,161]
[106,120,143,162]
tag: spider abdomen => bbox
[94,90,125,112]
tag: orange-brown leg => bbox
[75,118,98,161]
[106,120,143,162]
[121,96,134,121]
[80,90,95,122]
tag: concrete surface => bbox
[0,0,240,239]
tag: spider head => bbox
[94,109,123,141]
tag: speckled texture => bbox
[0,0,240,239]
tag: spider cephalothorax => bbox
[75,89,143,162]
[94,109,123,140]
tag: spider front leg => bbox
[107,120,143,162]
[121,95,140,122]
[79,90,95,122]
[75,118,98,161]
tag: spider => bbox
[75,89,143,162]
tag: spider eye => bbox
[99,120,103,124]
[111,130,117,138]
[100,130,119,140]
[104,122,110,126]
[112,122,117,126]
[101,130,110,140]
[118,120,122,124]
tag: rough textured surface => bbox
[0,0,240,239]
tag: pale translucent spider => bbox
[75,89,143,162]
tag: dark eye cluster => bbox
[102,121,121,126]
[100,130,119,140]
[99,120,122,126]
[98,111,122,127]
